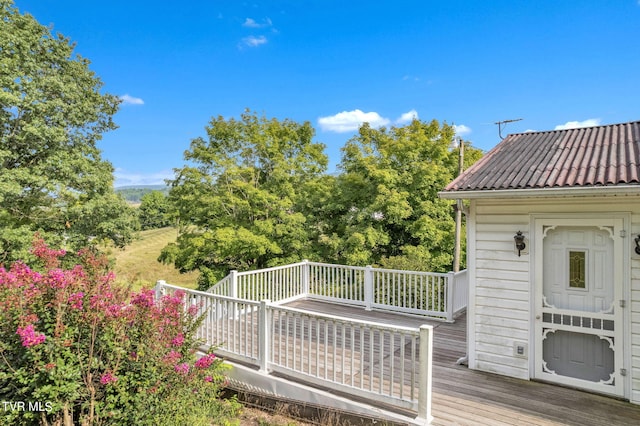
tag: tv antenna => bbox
[494,118,523,140]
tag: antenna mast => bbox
[494,118,523,140]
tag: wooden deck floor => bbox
[284,299,640,426]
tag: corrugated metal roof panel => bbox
[444,120,640,193]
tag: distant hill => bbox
[116,185,170,204]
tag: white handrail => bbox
[203,261,467,321]
[153,281,432,421]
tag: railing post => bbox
[364,265,373,311]
[230,270,238,298]
[417,324,433,425]
[302,259,310,297]
[446,272,454,322]
[155,280,166,301]
[259,299,271,373]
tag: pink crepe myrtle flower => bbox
[16,324,46,347]
[174,362,190,375]
[195,353,216,369]
[100,372,118,385]
[187,304,199,316]
[162,350,181,365]
[171,333,185,347]
[68,292,84,310]
[131,289,155,308]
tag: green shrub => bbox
[0,236,240,425]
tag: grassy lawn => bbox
[107,227,199,290]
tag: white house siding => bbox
[467,195,640,403]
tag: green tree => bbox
[138,190,172,230]
[161,110,328,289]
[323,119,482,271]
[0,0,138,262]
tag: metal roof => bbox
[443,120,640,194]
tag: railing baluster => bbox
[316,319,320,378]
[350,325,355,386]
[389,329,395,396]
[341,323,346,384]
[379,331,385,394]
[400,333,405,399]
[359,325,365,389]
[324,320,329,380]
[332,320,337,383]
[370,328,376,392]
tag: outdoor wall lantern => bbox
[514,231,526,257]
[635,234,640,255]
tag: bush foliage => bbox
[0,237,240,425]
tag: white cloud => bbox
[395,109,419,124]
[318,109,390,133]
[554,118,601,130]
[114,169,174,187]
[241,35,268,48]
[453,124,472,136]
[119,94,144,106]
[242,17,272,28]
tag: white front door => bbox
[534,218,625,397]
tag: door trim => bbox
[530,213,630,398]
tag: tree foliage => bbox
[138,190,172,230]
[161,110,328,289]
[318,119,483,272]
[0,1,138,262]
[163,112,483,289]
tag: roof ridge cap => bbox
[508,120,640,138]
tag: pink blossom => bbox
[174,362,190,375]
[195,353,216,369]
[162,350,181,365]
[204,375,213,382]
[90,292,114,310]
[105,304,123,317]
[31,238,66,266]
[46,268,69,289]
[100,372,118,385]
[2,262,41,288]
[16,324,46,347]
[22,283,41,299]
[101,271,116,284]
[68,292,84,310]
[187,304,199,316]
[131,289,155,308]
[171,333,184,347]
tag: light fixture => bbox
[514,231,526,257]
[635,235,640,255]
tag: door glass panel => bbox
[569,251,586,288]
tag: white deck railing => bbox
[208,261,467,321]
[236,262,307,303]
[449,269,468,319]
[155,282,433,423]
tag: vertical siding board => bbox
[469,197,640,403]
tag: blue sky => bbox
[15,1,640,187]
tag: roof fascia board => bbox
[438,185,640,200]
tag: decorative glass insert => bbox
[569,251,586,288]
